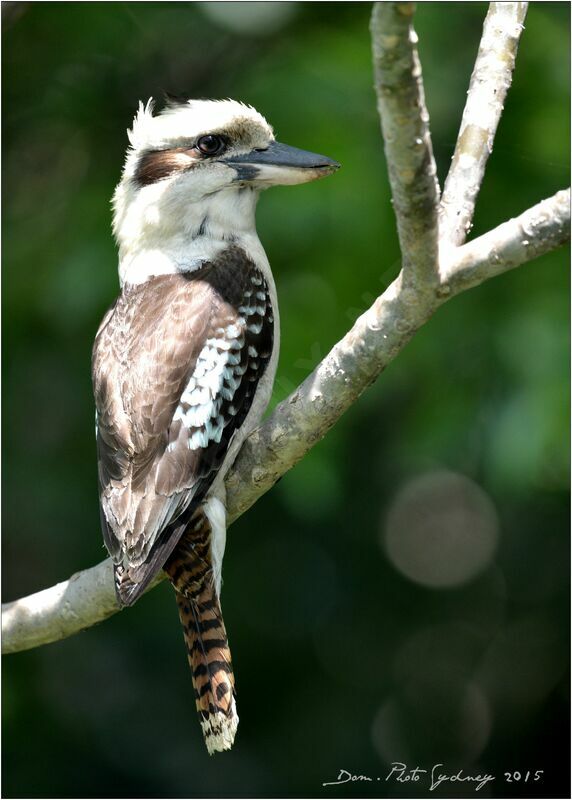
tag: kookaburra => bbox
[92,98,339,754]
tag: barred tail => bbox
[165,508,238,755]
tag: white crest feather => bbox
[127,97,273,152]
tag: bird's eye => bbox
[196,135,226,156]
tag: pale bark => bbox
[3,2,569,655]
[441,189,571,295]
[439,2,529,246]
[370,2,440,291]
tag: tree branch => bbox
[442,188,571,295]
[370,2,440,290]
[439,2,528,246]
[3,561,122,654]
[3,2,569,655]
[3,184,569,655]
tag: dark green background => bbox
[3,2,569,798]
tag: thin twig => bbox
[439,2,528,247]
[442,188,571,295]
[370,2,440,290]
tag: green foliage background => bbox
[3,3,569,798]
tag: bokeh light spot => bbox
[198,2,298,35]
[372,680,492,766]
[382,470,499,588]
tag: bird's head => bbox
[113,98,339,255]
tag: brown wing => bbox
[92,246,273,604]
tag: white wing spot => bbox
[225,323,242,339]
[226,351,241,366]
[172,326,251,451]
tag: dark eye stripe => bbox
[133,147,195,187]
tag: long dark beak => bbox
[226,140,340,186]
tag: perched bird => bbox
[92,98,339,754]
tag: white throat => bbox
[115,181,263,286]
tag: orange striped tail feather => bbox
[165,509,238,755]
